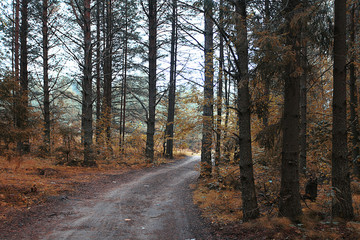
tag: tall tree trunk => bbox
[13,0,20,128]
[42,0,51,152]
[103,0,113,151]
[82,0,95,166]
[14,0,20,81]
[165,0,177,159]
[299,40,308,174]
[95,0,101,145]
[234,0,259,221]
[145,0,157,162]
[120,0,129,153]
[17,0,29,154]
[223,50,231,164]
[262,0,270,128]
[200,0,214,178]
[350,4,360,177]
[279,0,302,220]
[214,0,224,174]
[332,0,353,219]
[223,59,229,139]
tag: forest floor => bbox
[193,165,360,240]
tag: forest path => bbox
[38,156,212,240]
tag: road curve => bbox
[40,156,212,240]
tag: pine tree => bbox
[200,0,214,178]
[164,0,178,159]
[17,0,30,154]
[145,0,157,162]
[279,0,302,220]
[234,0,259,221]
[331,0,353,220]
[82,0,95,166]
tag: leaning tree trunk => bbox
[164,0,178,159]
[234,0,259,221]
[200,0,214,178]
[332,0,354,220]
[82,0,95,166]
[279,0,302,220]
[145,0,157,162]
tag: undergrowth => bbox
[193,164,360,239]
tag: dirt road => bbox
[35,156,212,240]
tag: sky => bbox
[0,0,208,95]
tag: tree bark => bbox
[95,0,101,145]
[12,0,20,130]
[234,0,259,221]
[332,0,353,219]
[299,40,308,174]
[17,0,30,154]
[200,0,214,178]
[145,0,157,162]
[42,0,51,152]
[350,4,360,177]
[120,0,129,153]
[223,50,231,164]
[262,0,270,128]
[214,0,224,174]
[14,0,20,82]
[103,0,113,151]
[279,0,302,220]
[82,0,95,166]
[165,0,178,159]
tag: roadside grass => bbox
[193,183,243,224]
[0,155,115,216]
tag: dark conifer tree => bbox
[200,0,214,178]
[145,0,157,162]
[279,0,302,220]
[332,0,353,220]
[164,0,178,159]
